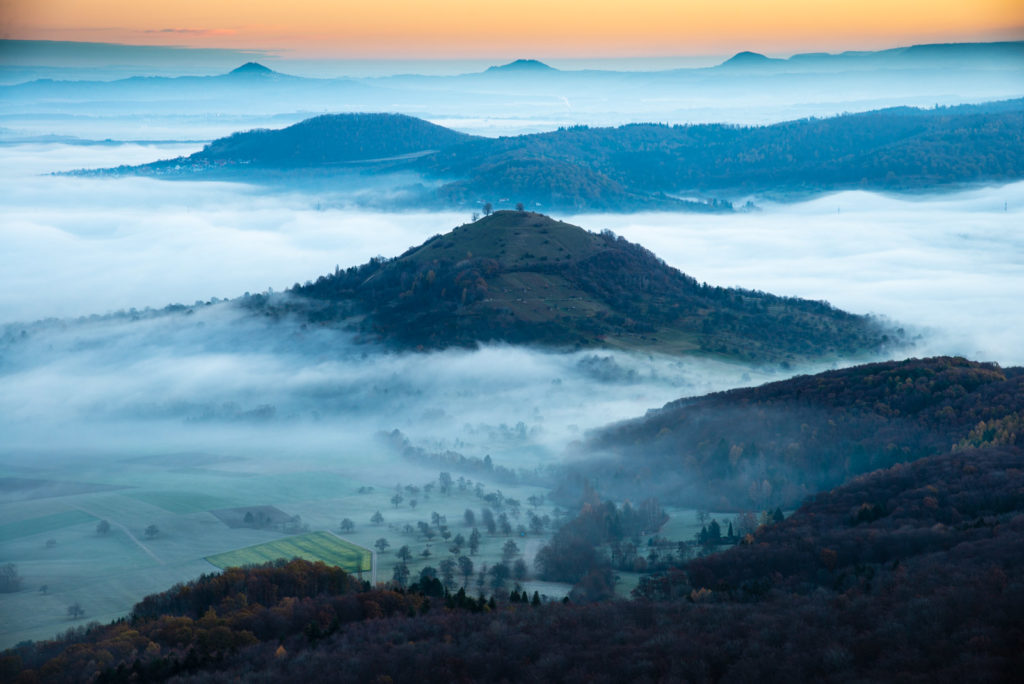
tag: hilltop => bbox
[485,59,557,73]
[718,51,778,68]
[280,211,897,362]
[227,62,278,77]
[168,112,476,167]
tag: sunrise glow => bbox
[5,0,1023,57]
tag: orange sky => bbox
[3,0,1022,58]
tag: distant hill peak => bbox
[186,111,474,166]
[465,209,559,229]
[719,51,776,67]
[486,59,556,73]
[228,62,276,76]
[405,210,600,268]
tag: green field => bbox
[0,510,96,542]
[205,531,371,573]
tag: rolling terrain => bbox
[90,100,1024,211]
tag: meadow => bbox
[1,437,732,648]
[0,446,573,647]
[206,532,372,575]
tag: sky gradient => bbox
[3,0,1022,58]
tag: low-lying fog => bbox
[2,142,1022,472]
[0,305,786,466]
[580,187,1024,366]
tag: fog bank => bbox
[1,303,797,470]
[4,142,1021,365]
[572,184,1024,365]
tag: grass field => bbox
[0,510,96,542]
[205,531,372,573]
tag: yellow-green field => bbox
[205,531,371,573]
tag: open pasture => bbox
[206,531,372,573]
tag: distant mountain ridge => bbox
[95,98,1024,210]
[6,38,1021,156]
[716,40,1024,71]
[269,210,898,362]
[719,51,775,67]
[4,39,1018,83]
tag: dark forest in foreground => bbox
[5,444,1021,683]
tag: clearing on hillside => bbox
[204,531,371,573]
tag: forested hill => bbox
[279,210,898,362]
[99,99,1024,210]
[157,113,476,168]
[420,99,1024,199]
[579,356,1024,510]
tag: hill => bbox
[99,100,1024,209]
[173,113,476,167]
[227,62,277,77]
[417,100,1024,199]
[579,356,1024,509]
[283,211,898,362]
[718,51,779,68]
[485,59,556,73]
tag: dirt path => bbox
[74,506,165,566]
